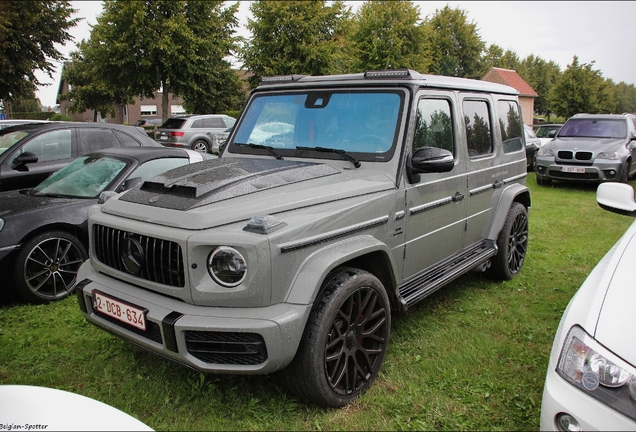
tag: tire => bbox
[14,231,88,304]
[283,268,391,407]
[536,174,551,186]
[191,140,210,153]
[488,202,528,281]
[620,160,630,183]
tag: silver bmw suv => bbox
[535,113,636,185]
[76,69,530,408]
[155,114,236,154]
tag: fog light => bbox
[556,413,582,432]
[536,166,546,174]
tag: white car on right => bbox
[541,182,636,431]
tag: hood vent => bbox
[121,157,340,211]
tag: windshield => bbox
[231,91,402,159]
[0,130,29,155]
[558,119,627,139]
[32,155,128,198]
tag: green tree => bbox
[0,1,79,114]
[350,0,427,72]
[59,40,133,122]
[614,82,636,113]
[550,56,615,118]
[423,5,485,79]
[240,0,352,88]
[481,44,520,74]
[86,0,244,121]
[516,55,561,119]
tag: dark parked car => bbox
[0,122,160,192]
[0,146,209,304]
[524,124,541,171]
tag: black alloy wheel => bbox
[283,268,391,407]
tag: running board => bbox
[397,241,497,310]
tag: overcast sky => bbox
[35,0,636,108]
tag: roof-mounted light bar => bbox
[260,74,306,84]
[364,69,412,79]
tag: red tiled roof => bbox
[482,67,538,97]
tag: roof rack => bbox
[260,74,306,84]
[364,69,413,79]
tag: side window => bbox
[463,100,493,157]
[497,100,523,153]
[224,117,236,128]
[413,98,454,155]
[114,130,142,147]
[79,129,120,154]
[191,119,204,128]
[20,130,72,162]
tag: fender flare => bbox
[485,183,531,241]
[285,235,398,306]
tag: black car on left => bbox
[0,122,161,192]
[0,146,209,304]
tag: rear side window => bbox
[497,100,523,153]
[413,98,454,155]
[463,100,493,157]
[80,129,120,154]
[114,130,142,146]
[203,117,225,128]
[161,119,186,129]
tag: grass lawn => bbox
[1,173,634,430]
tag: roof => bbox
[482,68,538,98]
[257,69,519,96]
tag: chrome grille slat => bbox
[93,224,185,288]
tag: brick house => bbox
[482,67,538,126]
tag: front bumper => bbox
[535,157,624,182]
[540,364,636,431]
[76,261,311,374]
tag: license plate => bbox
[160,135,168,140]
[562,166,586,174]
[92,291,147,331]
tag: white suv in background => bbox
[155,114,236,154]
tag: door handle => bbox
[493,180,503,189]
[452,192,465,202]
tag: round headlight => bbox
[207,247,247,287]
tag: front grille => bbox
[88,295,163,344]
[93,224,185,287]
[185,331,268,365]
[558,150,593,161]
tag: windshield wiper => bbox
[295,146,361,168]
[235,143,283,160]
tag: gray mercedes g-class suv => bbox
[76,69,530,407]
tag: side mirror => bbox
[11,152,38,171]
[597,183,636,217]
[548,130,557,138]
[407,147,454,183]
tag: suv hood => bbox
[104,157,396,230]
[547,137,627,152]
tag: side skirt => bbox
[397,240,496,311]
